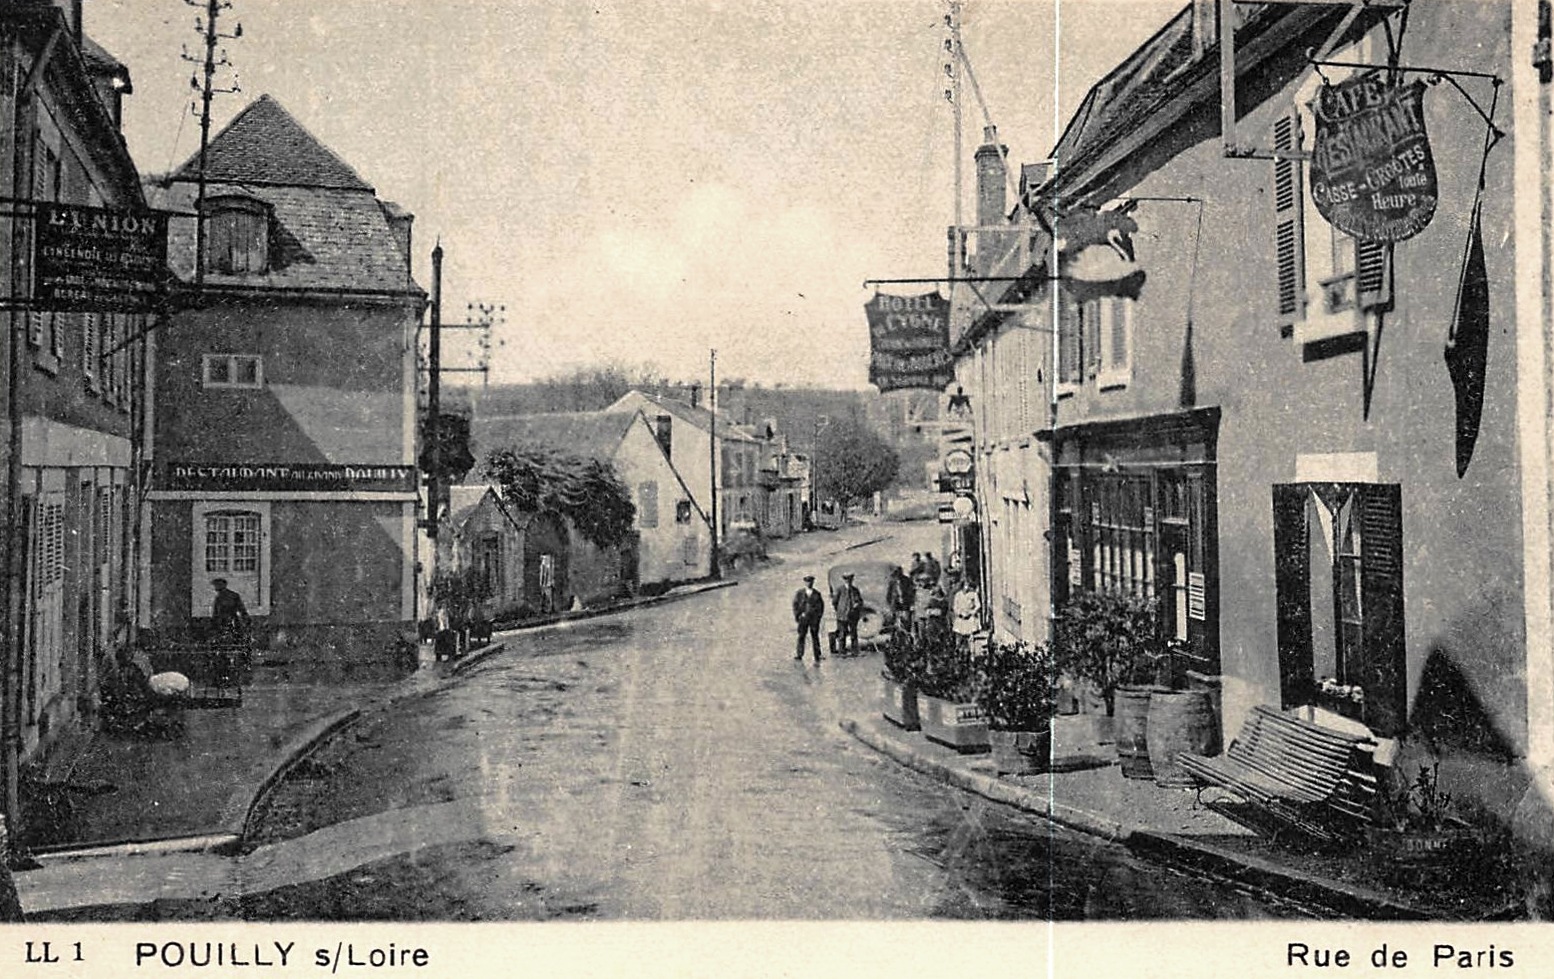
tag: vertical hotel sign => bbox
[1308,74,1437,243]
[34,202,169,312]
[866,291,953,392]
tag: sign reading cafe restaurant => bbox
[866,290,953,393]
[34,202,169,312]
[1308,73,1438,243]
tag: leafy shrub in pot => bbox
[1052,591,1159,717]
[977,639,1058,732]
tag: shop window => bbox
[203,353,263,389]
[1272,483,1405,735]
[203,196,270,274]
[638,481,658,528]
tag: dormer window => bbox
[203,196,270,274]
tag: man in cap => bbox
[792,574,825,663]
[833,571,864,656]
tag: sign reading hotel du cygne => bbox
[866,290,953,393]
[34,201,169,312]
[1309,72,1438,243]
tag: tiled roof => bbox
[144,178,420,295]
[608,391,760,442]
[448,484,496,528]
[171,95,372,191]
[470,410,641,464]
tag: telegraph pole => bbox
[182,0,241,288]
[424,242,443,538]
[708,349,720,580]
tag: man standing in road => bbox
[793,574,825,663]
[886,564,915,634]
[834,572,863,656]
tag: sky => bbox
[84,0,1184,389]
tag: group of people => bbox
[790,549,985,663]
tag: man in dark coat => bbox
[792,574,825,663]
[833,572,863,656]
[210,578,249,642]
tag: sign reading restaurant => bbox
[34,202,169,312]
[1308,74,1438,243]
[866,291,953,393]
[164,463,418,493]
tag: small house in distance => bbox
[469,409,712,596]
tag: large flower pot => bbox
[1114,685,1156,780]
[880,673,920,730]
[1147,689,1219,788]
[990,726,1053,775]
[916,692,991,753]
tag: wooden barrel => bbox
[1114,686,1155,779]
[1148,689,1218,788]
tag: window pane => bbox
[235,357,259,385]
[205,514,231,572]
[208,357,231,384]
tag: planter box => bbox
[1365,825,1487,889]
[880,674,920,730]
[990,727,1052,775]
[916,692,990,752]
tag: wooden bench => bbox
[1178,705,1378,846]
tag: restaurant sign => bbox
[34,202,169,312]
[164,463,418,493]
[866,291,954,393]
[1309,74,1437,243]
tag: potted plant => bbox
[913,629,990,752]
[880,629,925,730]
[1367,761,1488,888]
[1052,591,1157,747]
[978,639,1058,775]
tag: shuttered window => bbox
[1272,482,1406,736]
[638,481,658,528]
[82,312,99,389]
[1057,292,1082,385]
[1272,113,1306,331]
[1356,240,1392,311]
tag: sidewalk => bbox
[820,643,1513,920]
[13,574,742,916]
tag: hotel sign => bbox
[34,202,169,312]
[866,291,954,393]
[1309,75,1437,243]
[164,463,417,493]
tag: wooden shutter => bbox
[1358,483,1406,736]
[1272,114,1306,331]
[1083,299,1101,378]
[1272,484,1312,709]
[82,312,98,387]
[1058,293,1081,383]
[1356,240,1393,311]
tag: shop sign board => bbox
[1309,74,1437,243]
[164,463,417,493]
[866,291,953,392]
[34,202,169,312]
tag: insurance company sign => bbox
[866,291,953,393]
[34,202,168,312]
[1308,74,1437,243]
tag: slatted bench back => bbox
[1223,705,1367,801]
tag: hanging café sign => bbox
[34,202,169,313]
[866,290,953,393]
[1309,73,1438,243]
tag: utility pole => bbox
[423,242,443,539]
[708,349,720,580]
[946,0,963,278]
[182,0,241,288]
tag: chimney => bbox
[380,202,415,267]
[654,414,672,457]
[975,125,1008,229]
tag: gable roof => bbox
[171,95,372,191]
[608,391,760,442]
[470,410,643,464]
[448,484,497,528]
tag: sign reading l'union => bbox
[164,463,417,493]
[866,291,953,393]
[1309,74,1437,243]
[34,202,169,312]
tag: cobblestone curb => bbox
[230,707,363,847]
